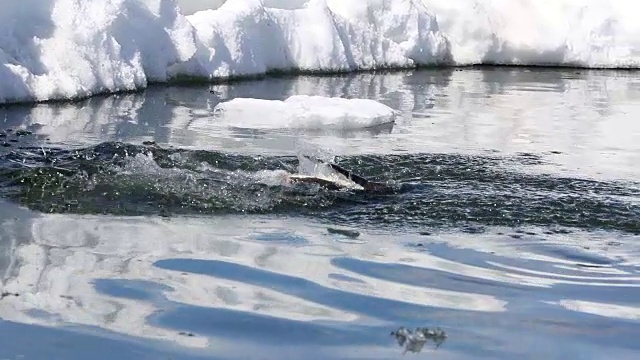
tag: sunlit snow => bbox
[1,0,638,104]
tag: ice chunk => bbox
[203,95,397,130]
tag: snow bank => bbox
[421,0,640,68]
[0,0,449,104]
[202,95,397,130]
[176,0,640,69]
[0,0,197,104]
[1,0,639,105]
[171,0,448,79]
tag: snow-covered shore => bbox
[1,0,638,104]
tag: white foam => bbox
[1,0,640,104]
[200,95,397,130]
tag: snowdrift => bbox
[0,0,197,104]
[422,0,640,67]
[0,0,638,104]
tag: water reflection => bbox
[1,68,639,359]
[1,207,639,358]
[1,69,639,180]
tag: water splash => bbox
[0,141,638,233]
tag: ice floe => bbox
[199,95,397,130]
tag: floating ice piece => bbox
[207,95,398,130]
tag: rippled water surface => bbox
[0,68,639,359]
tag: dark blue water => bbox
[0,68,639,359]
